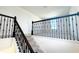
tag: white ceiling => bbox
[20,6,71,19]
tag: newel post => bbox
[13,16,16,37]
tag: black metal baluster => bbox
[8,18,11,37]
[59,19,61,39]
[56,19,58,38]
[70,16,73,40]
[62,18,63,39]
[58,18,60,38]
[0,17,1,30]
[2,17,6,38]
[18,47,21,52]
[36,23,37,35]
[66,17,68,40]
[58,19,59,38]
[57,19,58,38]
[5,17,8,38]
[59,19,61,38]
[11,19,14,37]
[75,15,78,41]
[53,20,55,38]
[59,18,60,38]
[55,20,56,38]
[46,21,47,37]
[51,20,53,37]
[49,21,50,37]
[0,16,2,38]
[37,22,40,35]
[10,18,14,37]
[10,18,12,37]
[54,20,55,38]
[63,17,65,39]
[68,16,71,40]
[35,23,37,35]
[67,17,69,40]
[34,23,35,35]
[23,43,25,53]
[64,18,66,40]
[0,17,2,30]
[60,18,62,39]
[22,41,24,52]
[0,16,2,25]
[26,46,28,52]
[35,23,36,35]
[31,22,33,35]
[33,23,35,35]
[72,16,75,40]
[25,45,27,52]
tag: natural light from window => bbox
[51,20,57,29]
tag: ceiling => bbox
[20,6,71,19]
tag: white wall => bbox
[69,6,79,14]
[0,6,41,35]
[21,6,70,20]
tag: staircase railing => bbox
[0,14,34,53]
[32,12,79,41]
[0,14,14,38]
[13,16,34,53]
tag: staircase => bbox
[0,14,34,53]
[26,36,43,53]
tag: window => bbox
[51,20,57,29]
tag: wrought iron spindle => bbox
[8,18,11,37]
[64,17,66,39]
[68,16,71,40]
[0,16,2,30]
[60,18,62,39]
[5,17,8,38]
[54,20,55,38]
[66,17,68,40]
[11,19,14,37]
[72,16,75,40]
[75,15,79,41]
[56,19,58,38]
[0,16,2,38]
[2,17,6,38]
[58,18,60,38]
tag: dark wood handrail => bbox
[0,14,14,19]
[33,12,79,23]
